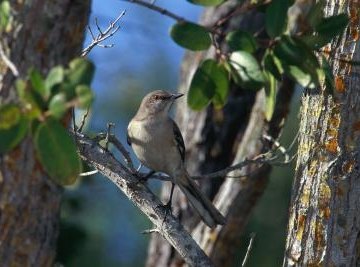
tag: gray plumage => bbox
[127,90,225,228]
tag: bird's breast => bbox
[128,119,181,174]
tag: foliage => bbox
[170,0,349,120]
[0,58,94,185]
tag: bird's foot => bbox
[162,199,173,224]
[135,170,155,184]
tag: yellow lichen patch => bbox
[329,113,341,129]
[335,76,346,93]
[318,182,331,210]
[350,3,359,27]
[296,214,306,241]
[342,159,355,174]
[323,207,331,220]
[314,220,325,248]
[325,138,339,154]
[326,128,338,139]
[350,27,359,42]
[308,160,318,177]
[301,190,310,205]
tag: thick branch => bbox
[75,132,214,267]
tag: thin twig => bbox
[241,233,256,267]
[141,228,160,234]
[78,107,90,132]
[105,122,115,150]
[81,10,126,57]
[211,0,270,30]
[192,154,268,179]
[122,0,186,22]
[96,131,135,173]
[80,169,99,176]
[0,42,19,77]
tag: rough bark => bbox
[0,1,90,266]
[284,1,360,266]
[146,2,295,267]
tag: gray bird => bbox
[127,90,225,228]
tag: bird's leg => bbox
[161,183,175,224]
[135,165,156,183]
[163,182,175,212]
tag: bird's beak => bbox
[172,93,184,100]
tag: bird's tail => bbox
[176,172,226,228]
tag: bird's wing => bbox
[172,120,185,162]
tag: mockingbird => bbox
[127,90,225,228]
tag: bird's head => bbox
[139,90,184,116]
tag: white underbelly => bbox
[128,120,182,174]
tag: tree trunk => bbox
[284,1,360,266]
[146,2,295,266]
[0,1,90,266]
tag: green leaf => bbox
[75,85,94,109]
[188,65,216,110]
[34,119,82,185]
[263,49,283,80]
[66,58,95,97]
[212,63,229,108]
[0,1,10,31]
[284,65,314,88]
[187,0,224,6]
[16,79,42,119]
[48,93,67,119]
[226,30,257,53]
[264,72,276,121]
[198,60,229,108]
[229,51,265,90]
[0,115,28,154]
[273,36,303,66]
[265,0,290,38]
[0,104,20,129]
[45,66,64,96]
[315,13,349,38]
[303,13,349,49]
[29,69,47,100]
[274,36,319,77]
[170,22,211,51]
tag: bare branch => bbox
[0,42,19,77]
[122,0,187,22]
[75,131,214,267]
[81,10,126,57]
[95,131,136,173]
[78,107,91,132]
[141,228,160,234]
[80,169,99,176]
[241,233,256,267]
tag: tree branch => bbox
[75,131,214,267]
[122,0,187,22]
[81,10,126,57]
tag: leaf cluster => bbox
[170,0,349,119]
[0,58,95,185]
